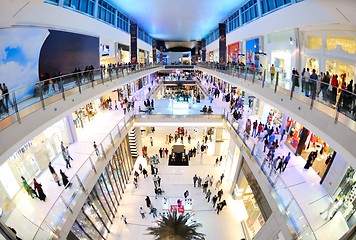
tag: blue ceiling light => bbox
[108,0,246,41]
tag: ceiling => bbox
[109,0,246,41]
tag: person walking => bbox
[150,137,153,146]
[193,174,198,187]
[157,176,161,187]
[145,196,152,208]
[62,150,71,169]
[93,141,99,156]
[33,178,46,202]
[65,146,73,161]
[142,168,148,178]
[212,195,218,208]
[206,189,212,202]
[60,141,65,152]
[121,215,127,224]
[216,200,227,215]
[21,176,37,198]
[215,180,222,190]
[48,162,61,186]
[220,173,225,182]
[270,64,275,82]
[150,207,158,218]
[198,176,202,187]
[217,189,224,201]
[203,181,208,194]
[139,207,146,219]
[60,169,71,188]
[153,175,158,188]
[184,190,189,199]
[282,152,291,172]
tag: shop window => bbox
[326,36,356,54]
[307,36,322,50]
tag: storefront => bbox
[260,102,283,129]
[228,42,240,63]
[70,143,132,239]
[285,117,335,178]
[233,159,271,238]
[0,117,72,220]
[72,100,100,129]
[326,59,355,85]
[270,50,292,80]
[333,167,356,227]
[117,43,130,64]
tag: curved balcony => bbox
[197,63,356,168]
[0,64,161,161]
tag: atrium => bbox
[0,0,355,239]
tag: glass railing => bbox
[0,63,160,132]
[32,110,135,239]
[26,106,315,239]
[224,113,316,240]
[198,63,356,132]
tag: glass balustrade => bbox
[0,64,160,131]
[198,63,356,132]
[28,107,316,239]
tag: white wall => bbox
[0,0,131,49]
[321,154,349,197]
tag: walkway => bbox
[2,76,349,239]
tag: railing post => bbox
[101,143,106,158]
[244,67,248,81]
[60,196,73,213]
[12,92,21,124]
[39,82,45,110]
[262,69,266,88]
[274,72,279,93]
[252,71,256,84]
[89,157,97,174]
[75,174,86,192]
[60,78,66,100]
[334,109,339,124]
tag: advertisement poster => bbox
[0,27,48,101]
[246,38,260,67]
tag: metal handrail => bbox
[0,64,161,132]
[197,63,356,130]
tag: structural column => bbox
[219,23,227,63]
[152,39,157,63]
[214,127,224,156]
[130,23,138,64]
[202,39,206,62]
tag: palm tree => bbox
[147,212,205,240]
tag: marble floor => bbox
[2,77,351,240]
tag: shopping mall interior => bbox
[0,0,356,239]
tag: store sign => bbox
[170,205,184,213]
[10,141,33,160]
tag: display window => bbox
[228,42,240,63]
[72,101,98,129]
[333,167,356,227]
[285,117,335,178]
[271,50,292,80]
[306,57,319,72]
[233,159,270,238]
[326,60,355,85]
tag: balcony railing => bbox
[197,63,356,132]
[0,64,160,132]
[10,106,316,239]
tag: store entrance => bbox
[233,159,271,239]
